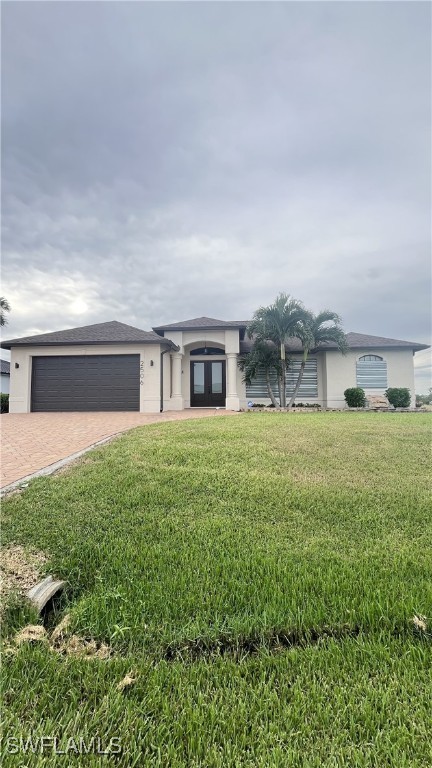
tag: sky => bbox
[1,1,431,390]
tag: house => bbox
[0,359,10,394]
[1,317,428,413]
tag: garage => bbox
[31,354,140,412]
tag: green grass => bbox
[1,413,431,766]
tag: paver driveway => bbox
[0,410,236,489]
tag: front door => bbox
[190,361,226,407]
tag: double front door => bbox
[190,360,226,407]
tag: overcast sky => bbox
[1,1,431,389]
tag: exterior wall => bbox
[8,343,163,413]
[1,374,10,394]
[325,348,416,408]
[7,336,419,414]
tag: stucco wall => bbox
[7,339,419,413]
[8,344,163,413]
[325,348,416,408]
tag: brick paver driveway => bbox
[0,410,236,489]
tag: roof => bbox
[1,321,178,350]
[153,316,248,333]
[0,359,10,375]
[1,319,427,353]
[240,331,429,355]
[342,332,428,350]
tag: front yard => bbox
[1,413,431,766]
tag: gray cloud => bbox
[1,1,431,389]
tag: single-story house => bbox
[0,359,10,394]
[1,317,428,413]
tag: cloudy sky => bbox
[1,1,431,389]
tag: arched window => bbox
[356,355,387,388]
[190,347,225,356]
[359,354,383,362]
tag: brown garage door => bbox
[31,355,140,412]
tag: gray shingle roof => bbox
[240,331,429,354]
[153,316,248,332]
[343,332,428,350]
[1,321,177,349]
[2,319,427,353]
[0,359,10,375]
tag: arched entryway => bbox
[188,343,226,407]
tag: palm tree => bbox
[0,297,11,327]
[247,294,309,407]
[238,340,282,408]
[287,310,348,408]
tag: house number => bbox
[140,361,144,386]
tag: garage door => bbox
[31,355,140,412]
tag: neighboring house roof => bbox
[240,331,429,355]
[0,321,178,350]
[0,359,10,375]
[153,317,248,333]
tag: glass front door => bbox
[190,360,226,407]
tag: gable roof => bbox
[1,321,178,350]
[0,359,10,375]
[240,331,429,355]
[153,316,248,334]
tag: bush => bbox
[385,388,411,408]
[0,393,9,413]
[416,391,432,406]
[344,388,366,408]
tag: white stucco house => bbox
[1,317,428,413]
[1,359,10,394]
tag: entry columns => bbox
[225,352,240,411]
[171,352,184,410]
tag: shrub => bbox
[416,391,431,406]
[0,393,9,413]
[385,388,411,408]
[344,388,366,408]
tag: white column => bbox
[170,352,184,410]
[225,352,240,411]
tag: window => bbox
[356,355,387,388]
[190,347,225,356]
[359,354,383,362]
[246,358,318,399]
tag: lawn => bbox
[1,413,431,766]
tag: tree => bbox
[0,297,11,327]
[287,310,348,408]
[247,294,308,407]
[238,340,282,408]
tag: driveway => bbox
[0,410,236,489]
